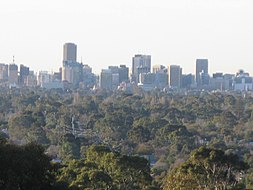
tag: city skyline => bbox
[0,48,252,77]
[0,0,253,75]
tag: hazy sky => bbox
[0,0,253,75]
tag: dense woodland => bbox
[1,87,253,189]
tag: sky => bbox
[0,0,253,75]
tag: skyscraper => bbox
[63,43,77,62]
[118,65,129,83]
[19,64,29,86]
[196,59,208,86]
[8,64,18,85]
[132,54,151,84]
[0,63,8,81]
[100,69,112,90]
[168,65,182,88]
[62,43,83,86]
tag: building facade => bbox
[196,59,209,87]
[168,65,182,89]
[100,69,112,90]
[63,43,77,62]
[132,55,151,84]
[8,64,18,86]
[0,64,8,81]
[62,43,83,86]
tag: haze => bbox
[0,0,252,75]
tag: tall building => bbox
[62,62,83,85]
[38,71,52,87]
[105,65,129,89]
[100,69,112,90]
[233,70,253,91]
[62,43,83,86]
[63,43,77,62]
[118,65,129,83]
[108,66,120,89]
[82,64,96,88]
[132,54,151,84]
[52,68,62,82]
[24,71,37,87]
[196,59,208,86]
[19,64,29,86]
[168,65,182,88]
[182,74,194,89]
[0,63,8,81]
[8,64,18,85]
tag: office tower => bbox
[233,70,253,91]
[154,72,168,89]
[37,71,52,87]
[182,74,194,89]
[196,59,208,86]
[62,63,83,85]
[63,43,77,62]
[168,65,182,88]
[0,63,8,81]
[52,68,62,81]
[62,43,83,86]
[108,66,120,89]
[24,71,37,87]
[100,69,112,90]
[8,64,18,85]
[118,65,129,83]
[132,54,151,83]
[19,64,29,86]
[82,64,96,88]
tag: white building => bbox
[38,71,52,87]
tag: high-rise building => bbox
[168,65,182,88]
[19,64,29,86]
[63,43,77,62]
[62,62,83,85]
[24,71,37,87]
[233,70,253,91]
[196,59,208,86]
[8,64,18,85]
[182,74,194,89]
[82,64,96,88]
[118,65,129,83]
[38,71,52,87]
[0,63,8,81]
[100,69,112,90]
[62,43,83,86]
[105,65,129,89]
[52,68,62,82]
[132,54,151,84]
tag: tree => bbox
[163,147,248,190]
[128,125,151,144]
[0,142,53,190]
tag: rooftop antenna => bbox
[13,55,15,64]
[81,56,83,64]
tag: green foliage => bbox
[163,146,248,190]
[0,142,53,190]
[56,145,156,190]
[2,88,253,189]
